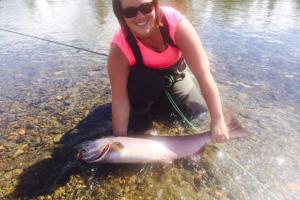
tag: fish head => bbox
[76,138,125,163]
[76,138,112,163]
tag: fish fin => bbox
[110,142,124,152]
[224,110,251,138]
[224,109,241,130]
[197,145,206,155]
[190,144,207,161]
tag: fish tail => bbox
[224,111,250,138]
[228,124,250,139]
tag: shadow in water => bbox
[9,101,179,199]
[60,103,113,147]
[9,103,114,199]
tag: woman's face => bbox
[121,0,156,38]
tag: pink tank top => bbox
[111,6,184,69]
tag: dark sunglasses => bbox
[122,2,155,18]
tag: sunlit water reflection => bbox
[0,0,299,199]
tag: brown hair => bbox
[112,0,161,36]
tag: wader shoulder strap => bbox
[126,31,144,66]
[159,10,178,49]
[125,10,178,67]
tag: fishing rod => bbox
[0,28,108,57]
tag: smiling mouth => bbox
[136,21,148,27]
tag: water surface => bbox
[0,0,299,199]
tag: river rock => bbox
[0,145,6,151]
[53,134,63,143]
[10,103,24,113]
[7,134,18,142]
[11,168,23,177]
[15,136,25,144]
[25,123,35,130]
[18,128,26,136]
[55,95,63,101]
[63,100,71,106]
[214,190,229,200]
[49,128,58,135]
[10,122,21,129]
[21,144,29,149]
[13,149,24,158]
[0,161,6,171]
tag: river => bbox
[0,0,299,199]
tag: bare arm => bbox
[175,19,229,143]
[107,44,130,136]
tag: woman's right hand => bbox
[107,44,131,137]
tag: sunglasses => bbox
[122,2,155,18]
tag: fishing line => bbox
[0,28,108,56]
[165,88,282,200]
[164,90,198,130]
[218,151,283,200]
[1,27,281,198]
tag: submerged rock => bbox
[13,149,24,158]
[17,129,26,136]
[12,144,28,158]
[55,96,63,101]
[0,145,6,152]
[11,168,23,178]
[53,134,63,143]
[0,161,6,171]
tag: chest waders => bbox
[127,11,186,114]
[127,10,207,127]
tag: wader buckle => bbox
[164,71,185,88]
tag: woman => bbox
[107,0,229,143]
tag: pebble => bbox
[53,134,63,143]
[214,190,228,200]
[10,122,21,129]
[2,141,16,149]
[7,135,18,141]
[43,155,52,160]
[55,95,63,101]
[0,145,6,151]
[84,110,90,116]
[13,149,24,158]
[10,104,24,113]
[63,100,71,106]
[8,128,26,137]
[21,144,29,149]
[49,128,58,135]
[25,123,35,130]
[15,136,25,144]
[0,161,6,171]
[11,168,23,177]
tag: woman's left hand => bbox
[211,116,229,143]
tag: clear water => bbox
[0,0,299,199]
